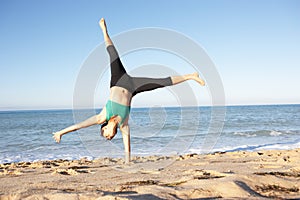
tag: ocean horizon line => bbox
[0,103,299,112]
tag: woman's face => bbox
[101,121,117,140]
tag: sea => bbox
[0,104,299,164]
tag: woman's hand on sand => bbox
[52,132,62,143]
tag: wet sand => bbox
[0,148,299,199]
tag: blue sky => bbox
[0,0,299,110]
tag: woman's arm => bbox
[120,118,131,164]
[53,108,107,143]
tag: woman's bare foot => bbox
[53,132,62,143]
[190,72,205,86]
[99,18,107,32]
[99,18,113,46]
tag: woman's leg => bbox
[171,72,205,86]
[131,76,173,96]
[132,72,205,96]
[99,18,113,47]
[99,18,128,87]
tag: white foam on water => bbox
[269,130,282,136]
[233,132,257,137]
[256,141,300,151]
[188,139,300,154]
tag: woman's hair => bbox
[101,121,108,132]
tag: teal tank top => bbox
[105,100,131,125]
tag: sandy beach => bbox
[0,148,299,199]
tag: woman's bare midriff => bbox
[109,86,132,106]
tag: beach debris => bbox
[193,170,226,179]
[0,168,23,176]
[283,156,290,162]
[160,180,188,187]
[254,171,300,178]
[255,184,299,195]
[51,166,91,176]
[123,180,159,186]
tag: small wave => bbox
[189,139,300,154]
[256,141,300,151]
[233,132,257,137]
[0,153,94,164]
[232,130,287,137]
[269,130,282,136]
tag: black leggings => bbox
[107,45,173,96]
